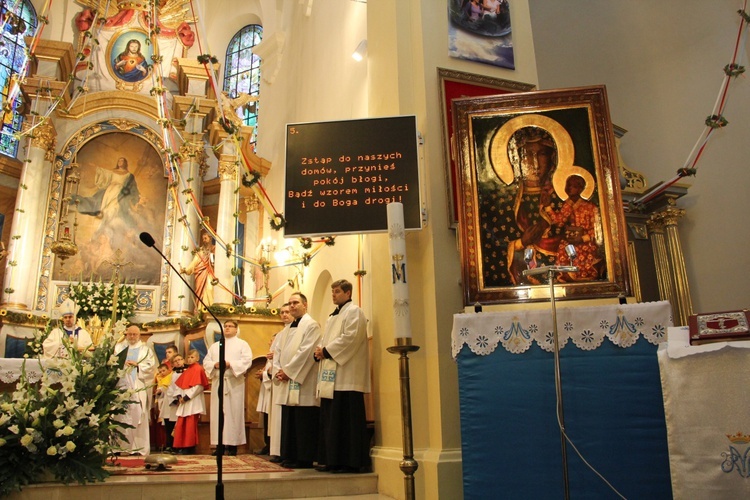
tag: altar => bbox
[452,301,673,499]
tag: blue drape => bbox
[457,339,672,499]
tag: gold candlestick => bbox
[387,338,420,500]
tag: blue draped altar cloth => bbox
[453,301,673,499]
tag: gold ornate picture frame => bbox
[453,85,630,304]
[106,29,153,91]
[37,119,173,315]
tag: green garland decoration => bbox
[723,63,745,77]
[218,117,238,135]
[705,114,728,128]
[197,54,218,65]
[241,170,261,188]
[269,213,287,231]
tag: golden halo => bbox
[552,166,596,201]
[489,114,575,185]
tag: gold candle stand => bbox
[387,338,420,500]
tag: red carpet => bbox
[106,454,291,476]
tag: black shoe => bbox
[254,446,269,455]
[281,460,297,468]
[227,446,237,456]
[314,464,334,472]
[211,448,222,456]
[269,455,282,463]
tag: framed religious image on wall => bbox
[438,68,535,228]
[50,125,168,286]
[452,85,630,305]
[106,30,153,91]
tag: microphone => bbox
[139,232,155,248]
[139,232,228,498]
[522,265,579,277]
[524,248,535,266]
[564,244,577,263]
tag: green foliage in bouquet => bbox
[0,321,133,495]
[68,281,137,320]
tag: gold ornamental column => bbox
[169,134,207,315]
[1,119,56,309]
[646,219,674,309]
[658,208,693,325]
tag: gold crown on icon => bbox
[726,432,750,444]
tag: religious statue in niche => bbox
[180,231,216,312]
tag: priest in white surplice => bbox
[203,319,253,456]
[114,325,157,455]
[258,302,292,461]
[274,292,321,468]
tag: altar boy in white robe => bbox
[114,325,157,455]
[274,292,321,468]
[203,319,253,456]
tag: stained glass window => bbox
[0,0,37,158]
[223,24,262,146]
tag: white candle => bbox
[387,202,412,339]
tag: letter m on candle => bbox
[392,260,407,284]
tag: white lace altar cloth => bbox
[0,358,47,384]
[452,300,673,357]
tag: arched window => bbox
[223,24,262,147]
[0,0,37,158]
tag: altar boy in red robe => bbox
[173,349,209,455]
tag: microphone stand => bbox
[140,234,227,500]
[523,263,577,500]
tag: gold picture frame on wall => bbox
[453,85,630,305]
[438,68,535,228]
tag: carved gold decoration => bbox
[179,140,207,163]
[218,160,239,181]
[26,118,57,157]
[613,125,648,194]
[243,193,260,213]
[75,0,193,30]
[107,118,141,131]
[58,91,160,120]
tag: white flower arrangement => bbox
[68,281,137,321]
[0,329,132,494]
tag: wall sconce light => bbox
[352,39,367,61]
